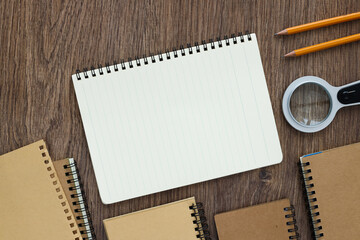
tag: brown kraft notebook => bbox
[53,158,96,240]
[103,197,211,240]
[0,140,83,240]
[300,142,360,239]
[214,199,299,240]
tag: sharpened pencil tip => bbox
[275,29,288,36]
[284,51,296,57]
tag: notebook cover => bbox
[300,142,360,239]
[53,158,95,240]
[214,199,298,240]
[0,140,83,240]
[103,197,206,240]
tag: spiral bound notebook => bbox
[72,32,282,204]
[53,158,96,240]
[103,197,210,240]
[214,199,299,240]
[300,143,360,239]
[0,140,83,240]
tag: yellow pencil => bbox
[276,12,360,35]
[284,33,360,57]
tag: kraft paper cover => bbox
[104,197,201,240]
[215,199,295,240]
[301,142,360,239]
[0,140,82,240]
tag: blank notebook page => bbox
[72,33,282,204]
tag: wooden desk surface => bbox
[1,1,359,239]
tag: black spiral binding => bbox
[189,202,211,240]
[284,205,300,239]
[64,161,96,240]
[75,31,252,80]
[300,161,324,239]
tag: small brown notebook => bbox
[215,199,299,240]
[103,197,211,240]
[300,142,360,239]
[53,158,96,240]
[0,140,83,240]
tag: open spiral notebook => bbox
[72,32,282,204]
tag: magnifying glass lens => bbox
[290,83,331,126]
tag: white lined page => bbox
[73,33,282,204]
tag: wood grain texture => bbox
[1,0,359,239]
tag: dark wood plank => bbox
[1,1,359,239]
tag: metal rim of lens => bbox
[282,76,339,133]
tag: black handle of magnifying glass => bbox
[337,82,360,105]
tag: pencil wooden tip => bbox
[284,51,296,57]
[275,29,288,36]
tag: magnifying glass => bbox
[282,76,360,133]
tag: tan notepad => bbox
[53,158,96,240]
[300,143,360,239]
[0,140,83,240]
[103,197,210,240]
[215,199,299,240]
